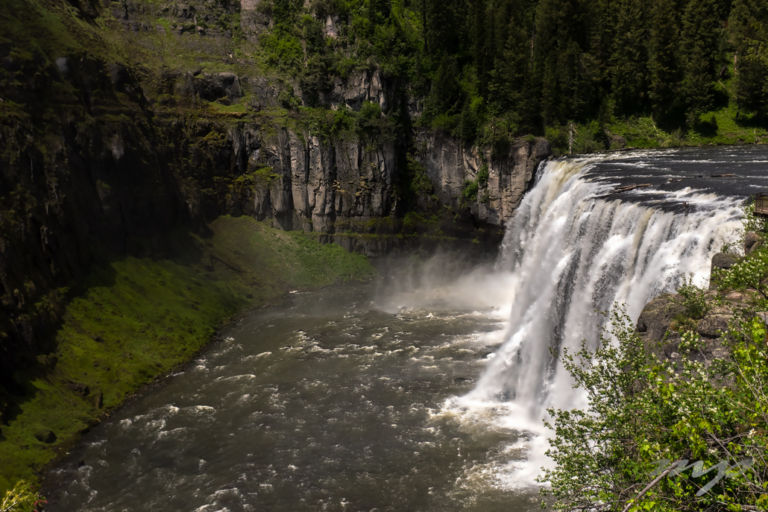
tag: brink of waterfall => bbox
[444,148,753,488]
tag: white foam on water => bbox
[442,155,744,489]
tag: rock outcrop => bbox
[0,0,551,412]
[637,236,764,364]
[636,291,738,363]
[417,131,551,226]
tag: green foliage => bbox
[0,480,43,512]
[543,310,768,510]
[729,0,768,119]
[743,198,767,235]
[400,211,441,235]
[647,0,684,129]
[542,310,653,510]
[477,164,489,188]
[461,179,478,204]
[678,278,710,320]
[0,216,373,496]
[680,0,726,115]
[259,29,304,72]
[356,101,384,136]
[715,246,768,300]
[610,0,649,116]
[407,153,433,197]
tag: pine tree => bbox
[486,0,534,117]
[679,0,724,118]
[729,0,768,118]
[610,0,649,116]
[648,0,684,128]
[533,0,594,125]
[367,0,391,28]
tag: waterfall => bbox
[451,153,745,487]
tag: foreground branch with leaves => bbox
[541,205,768,511]
[541,308,768,511]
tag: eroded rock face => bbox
[636,293,685,345]
[230,128,398,233]
[635,251,765,366]
[416,131,551,226]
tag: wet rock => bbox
[636,293,684,343]
[712,252,739,271]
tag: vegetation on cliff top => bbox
[543,209,768,510]
[0,216,373,499]
[251,0,768,153]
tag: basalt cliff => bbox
[0,0,550,417]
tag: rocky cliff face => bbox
[0,0,550,413]
[181,122,400,234]
[635,234,765,364]
[416,131,551,226]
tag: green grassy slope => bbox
[0,215,373,495]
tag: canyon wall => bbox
[0,0,550,410]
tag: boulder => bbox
[711,252,739,271]
[744,231,763,255]
[710,252,740,289]
[636,293,685,343]
[696,313,732,338]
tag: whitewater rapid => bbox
[43,147,767,511]
[444,152,746,487]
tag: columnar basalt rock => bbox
[416,131,551,226]
[0,0,552,415]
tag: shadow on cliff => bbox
[0,228,209,428]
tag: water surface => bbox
[44,146,768,510]
[44,273,539,511]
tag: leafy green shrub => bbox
[542,310,768,511]
[356,101,383,136]
[461,179,478,204]
[1,480,43,512]
[678,278,710,319]
[259,30,303,72]
[476,164,489,188]
[743,199,767,234]
[407,153,432,197]
[715,246,768,300]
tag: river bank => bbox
[0,215,373,496]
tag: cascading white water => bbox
[448,153,746,487]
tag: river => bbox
[43,146,768,511]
